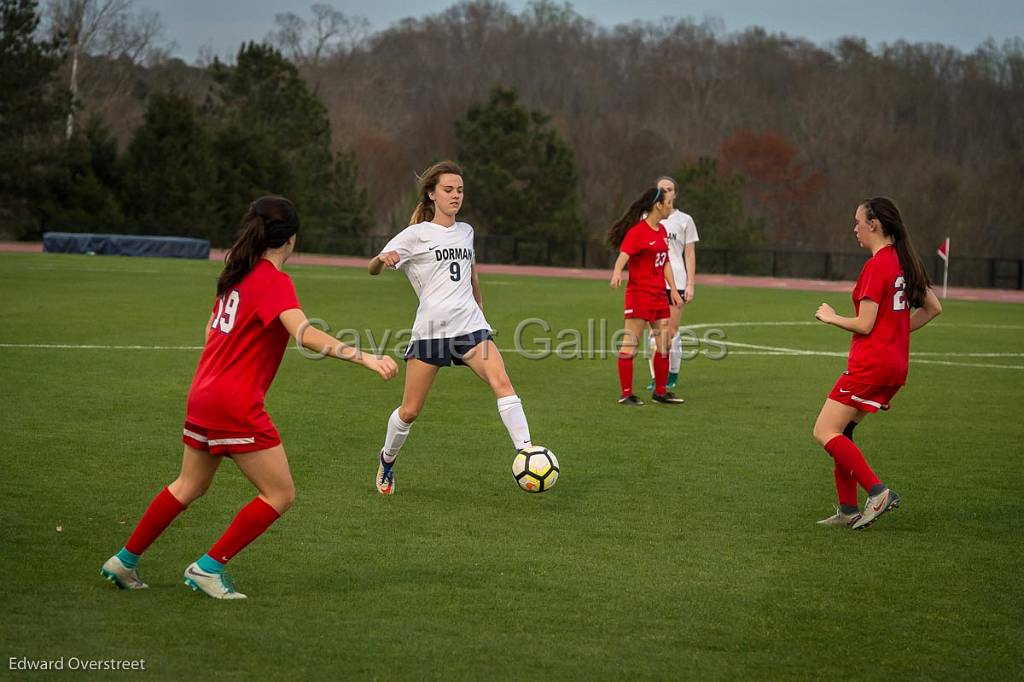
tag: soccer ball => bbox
[512,446,559,493]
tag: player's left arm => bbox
[910,287,942,332]
[816,299,879,334]
[683,241,696,302]
[471,260,483,310]
[279,308,398,380]
[664,262,683,307]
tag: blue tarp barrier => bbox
[43,232,210,260]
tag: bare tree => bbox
[268,3,370,70]
[45,0,165,138]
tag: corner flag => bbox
[937,238,950,298]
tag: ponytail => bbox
[409,201,433,225]
[217,195,300,296]
[607,187,663,249]
[410,160,464,225]
[863,197,931,307]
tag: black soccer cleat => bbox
[651,391,685,405]
[618,395,644,406]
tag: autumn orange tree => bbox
[719,130,824,246]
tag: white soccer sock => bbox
[669,332,682,374]
[647,332,657,379]
[382,408,412,463]
[497,395,532,450]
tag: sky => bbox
[138,0,1024,64]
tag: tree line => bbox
[2,0,1022,259]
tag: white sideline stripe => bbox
[183,429,255,446]
[851,395,884,409]
[183,428,208,442]
[209,437,255,446]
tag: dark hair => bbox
[607,187,665,249]
[862,196,931,307]
[410,160,464,224]
[217,196,299,296]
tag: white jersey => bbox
[660,209,699,289]
[381,220,490,340]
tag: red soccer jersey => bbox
[847,245,910,385]
[621,221,669,299]
[186,259,301,432]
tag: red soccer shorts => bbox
[624,291,670,323]
[828,373,902,413]
[182,420,281,455]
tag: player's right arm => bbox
[683,241,696,302]
[610,252,629,288]
[664,263,683,307]
[910,287,942,332]
[368,251,401,275]
[369,226,416,275]
[279,308,398,381]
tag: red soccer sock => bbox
[824,435,881,493]
[617,353,634,396]
[207,497,282,565]
[124,487,186,555]
[653,351,669,394]
[833,463,859,507]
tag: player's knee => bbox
[618,348,637,360]
[398,405,420,423]
[812,424,835,447]
[491,372,513,395]
[168,477,208,506]
[269,484,295,513]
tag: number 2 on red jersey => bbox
[892,276,906,311]
[212,290,240,334]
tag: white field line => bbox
[9,265,160,274]
[1,342,1021,370]
[712,340,1024,370]
[684,321,1024,331]
[7,265,522,284]
[290,273,518,285]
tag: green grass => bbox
[1,252,1022,680]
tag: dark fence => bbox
[343,234,1023,290]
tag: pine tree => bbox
[207,42,370,251]
[120,92,218,239]
[673,157,765,249]
[40,119,125,233]
[456,86,585,243]
[0,0,71,238]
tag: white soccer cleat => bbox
[852,488,901,530]
[376,451,395,496]
[183,562,247,600]
[100,555,148,590]
[816,507,862,527]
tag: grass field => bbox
[1,251,1022,680]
